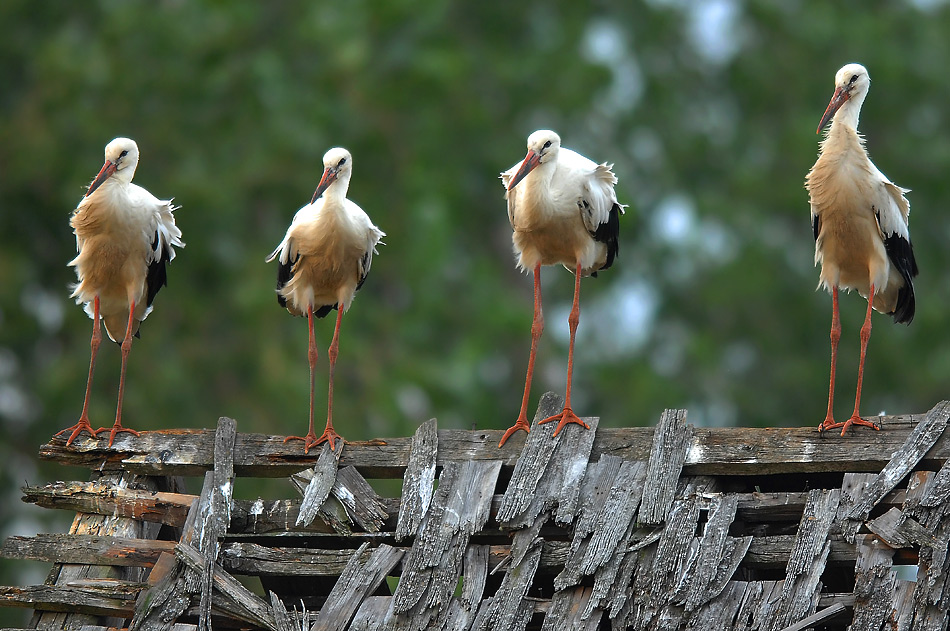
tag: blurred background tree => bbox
[3,0,950,619]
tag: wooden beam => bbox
[38,401,944,478]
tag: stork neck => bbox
[832,92,865,132]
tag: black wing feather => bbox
[275,252,296,309]
[145,231,169,308]
[590,201,622,277]
[813,214,820,241]
[883,235,918,325]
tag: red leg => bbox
[99,300,141,447]
[56,296,106,444]
[820,285,881,435]
[285,305,322,453]
[499,264,543,447]
[841,285,880,434]
[539,262,589,437]
[817,287,841,433]
[321,307,346,451]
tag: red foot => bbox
[498,417,530,447]
[96,423,140,448]
[285,427,344,453]
[55,419,104,445]
[818,415,880,437]
[538,406,589,437]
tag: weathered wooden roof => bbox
[2,393,950,630]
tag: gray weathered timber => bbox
[291,443,342,527]
[554,457,646,590]
[21,481,194,527]
[540,586,602,631]
[767,488,841,631]
[311,543,403,631]
[776,602,847,631]
[328,465,388,533]
[348,596,392,631]
[1,534,174,567]
[474,530,542,631]
[835,472,876,544]
[497,393,598,528]
[0,581,144,617]
[40,403,947,478]
[392,459,501,630]
[674,493,752,613]
[174,543,277,631]
[849,535,898,631]
[844,401,950,531]
[29,472,163,630]
[638,408,692,526]
[396,418,438,542]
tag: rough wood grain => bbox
[540,586,602,631]
[638,408,691,525]
[554,457,646,590]
[849,535,897,631]
[844,401,950,530]
[291,443,341,527]
[21,482,194,527]
[475,529,542,631]
[175,542,277,630]
[1,534,174,567]
[396,418,438,542]
[392,459,501,629]
[39,403,943,478]
[497,393,598,528]
[311,542,403,631]
[767,488,840,631]
[328,465,388,533]
[0,581,144,617]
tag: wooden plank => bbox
[638,408,691,525]
[174,543,277,631]
[21,482,193,527]
[540,586,602,631]
[348,596,393,631]
[329,466,388,533]
[475,532,542,631]
[673,494,752,613]
[39,405,945,477]
[392,459,501,627]
[554,458,646,590]
[291,443,341,527]
[311,543,403,631]
[849,535,898,631]
[30,472,166,630]
[767,488,840,631]
[396,418,438,542]
[844,401,950,530]
[0,581,144,617]
[1,534,174,567]
[776,602,847,631]
[497,393,598,528]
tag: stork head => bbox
[86,137,139,196]
[311,147,353,203]
[817,63,870,133]
[508,129,561,191]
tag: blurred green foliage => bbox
[3,0,950,619]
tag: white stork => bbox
[267,147,384,453]
[498,129,623,447]
[57,137,184,447]
[806,63,918,436]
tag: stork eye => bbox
[542,140,552,149]
[119,150,129,158]
[338,157,347,166]
[849,74,858,84]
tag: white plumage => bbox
[58,137,184,446]
[806,63,918,435]
[268,147,384,452]
[498,130,623,447]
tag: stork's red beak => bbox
[311,167,338,204]
[85,160,117,197]
[507,150,541,191]
[817,86,850,134]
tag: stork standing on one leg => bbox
[806,63,918,436]
[57,137,184,447]
[268,147,384,453]
[498,130,623,447]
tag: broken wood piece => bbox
[310,542,403,631]
[291,443,342,527]
[638,408,691,526]
[396,418,438,542]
